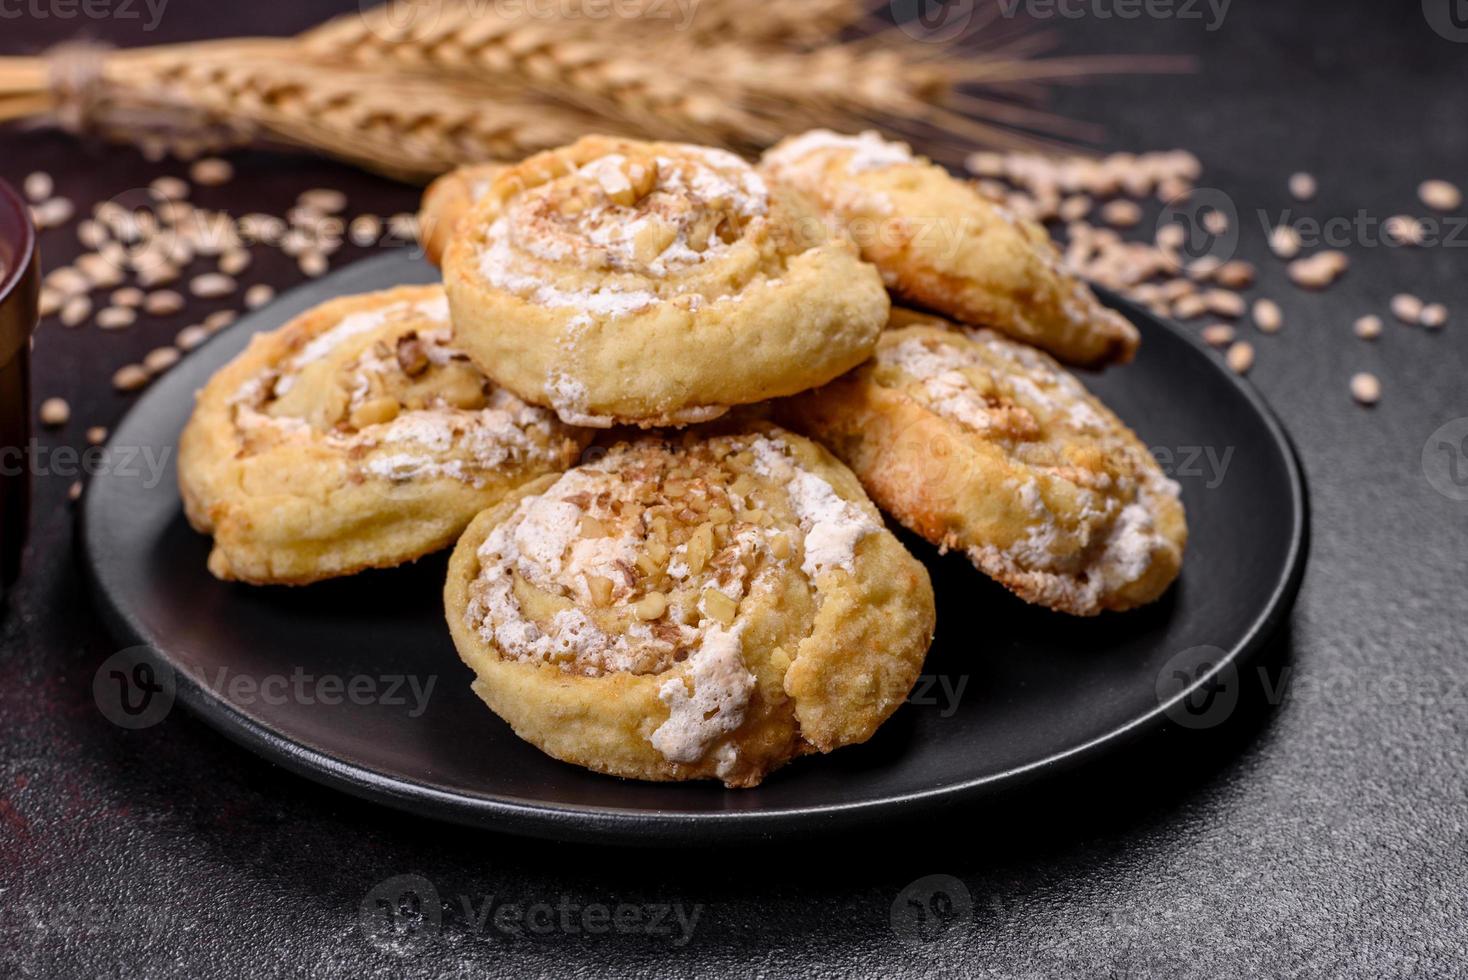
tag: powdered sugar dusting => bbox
[765,129,914,174]
[750,436,877,580]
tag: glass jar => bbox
[0,177,39,601]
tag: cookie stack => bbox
[179,131,1186,788]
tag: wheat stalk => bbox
[0,41,602,179]
[0,2,1191,178]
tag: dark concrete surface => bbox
[1,2,1465,976]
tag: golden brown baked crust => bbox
[178,285,591,585]
[443,423,936,787]
[760,130,1139,369]
[420,163,507,266]
[779,312,1185,615]
[442,135,889,427]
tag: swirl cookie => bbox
[179,285,591,585]
[780,311,1185,615]
[420,163,506,266]
[444,425,936,787]
[443,135,889,427]
[760,130,1139,369]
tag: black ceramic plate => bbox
[82,252,1307,844]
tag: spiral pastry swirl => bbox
[443,135,890,427]
[444,424,935,787]
[179,286,591,584]
[781,310,1186,615]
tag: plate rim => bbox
[79,258,1310,845]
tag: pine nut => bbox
[1349,372,1380,405]
[39,397,70,427]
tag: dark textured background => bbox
[3,2,1466,977]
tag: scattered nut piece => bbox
[1201,323,1236,347]
[1252,298,1283,333]
[1225,341,1255,375]
[144,290,185,316]
[31,198,75,229]
[190,273,236,298]
[1201,209,1229,235]
[39,397,70,427]
[1203,289,1245,317]
[111,287,144,308]
[23,171,53,203]
[1215,261,1256,289]
[1418,179,1461,212]
[1353,315,1382,340]
[1172,294,1208,320]
[299,188,347,214]
[39,289,62,317]
[1269,224,1301,259]
[77,220,107,249]
[60,296,92,328]
[176,324,210,350]
[189,158,234,186]
[149,176,190,201]
[96,306,137,330]
[1155,223,1185,250]
[1384,215,1424,247]
[634,591,667,621]
[1419,303,1448,329]
[299,252,329,278]
[1288,252,1348,290]
[1288,172,1317,201]
[204,309,238,331]
[219,250,252,276]
[1350,372,1381,405]
[112,364,150,392]
[349,214,383,247]
[1391,293,1423,324]
[143,346,181,375]
[67,481,83,502]
[1100,199,1142,228]
[244,284,275,309]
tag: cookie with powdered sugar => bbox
[443,423,935,788]
[780,310,1185,615]
[761,129,1139,369]
[442,135,889,428]
[178,285,591,584]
